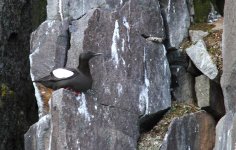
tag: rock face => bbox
[171,66,195,104]
[221,0,236,113]
[161,111,215,150]
[25,89,140,149]
[214,112,236,150]
[214,0,236,149]
[26,0,171,149]
[160,0,190,49]
[186,40,218,80]
[195,75,225,119]
[0,0,46,149]
[189,30,209,43]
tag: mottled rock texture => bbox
[214,0,236,149]
[195,75,225,119]
[186,40,218,80]
[160,0,190,49]
[170,66,195,104]
[161,111,215,150]
[26,0,171,149]
[0,0,46,149]
[189,30,209,42]
[214,112,236,150]
[221,0,236,113]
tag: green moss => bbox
[31,0,47,30]
[193,0,212,23]
[1,83,14,97]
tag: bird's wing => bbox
[33,68,79,82]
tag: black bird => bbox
[33,51,102,92]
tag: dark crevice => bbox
[63,29,71,67]
[139,108,169,133]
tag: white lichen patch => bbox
[111,20,120,68]
[121,39,125,52]
[52,68,74,78]
[139,47,150,114]
[58,0,63,21]
[47,20,55,28]
[117,83,123,97]
[123,17,130,49]
[29,47,43,118]
[77,94,91,122]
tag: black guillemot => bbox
[33,51,102,93]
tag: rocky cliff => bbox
[22,0,229,150]
[0,0,46,149]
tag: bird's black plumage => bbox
[33,51,102,92]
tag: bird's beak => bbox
[93,53,103,56]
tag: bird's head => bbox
[79,51,103,61]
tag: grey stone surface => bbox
[221,0,236,112]
[46,0,72,21]
[196,75,210,107]
[214,112,236,150]
[27,0,171,149]
[30,19,69,81]
[160,0,190,49]
[66,5,170,116]
[50,89,139,150]
[189,30,209,43]
[161,111,215,150]
[171,65,195,104]
[24,115,51,150]
[30,19,69,117]
[195,75,225,118]
[186,40,218,80]
[46,0,129,20]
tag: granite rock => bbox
[186,40,218,80]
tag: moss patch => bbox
[38,84,53,112]
[138,103,200,150]
[31,0,47,30]
[204,30,223,70]
[1,83,14,97]
[193,0,212,23]
[189,23,215,32]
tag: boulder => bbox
[24,115,51,150]
[189,30,209,42]
[25,89,140,150]
[159,0,190,49]
[214,112,236,150]
[186,40,218,80]
[195,75,225,119]
[30,20,69,81]
[66,5,170,116]
[221,0,236,112]
[161,111,215,150]
[29,19,69,117]
[195,75,210,107]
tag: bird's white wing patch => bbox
[52,68,74,78]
